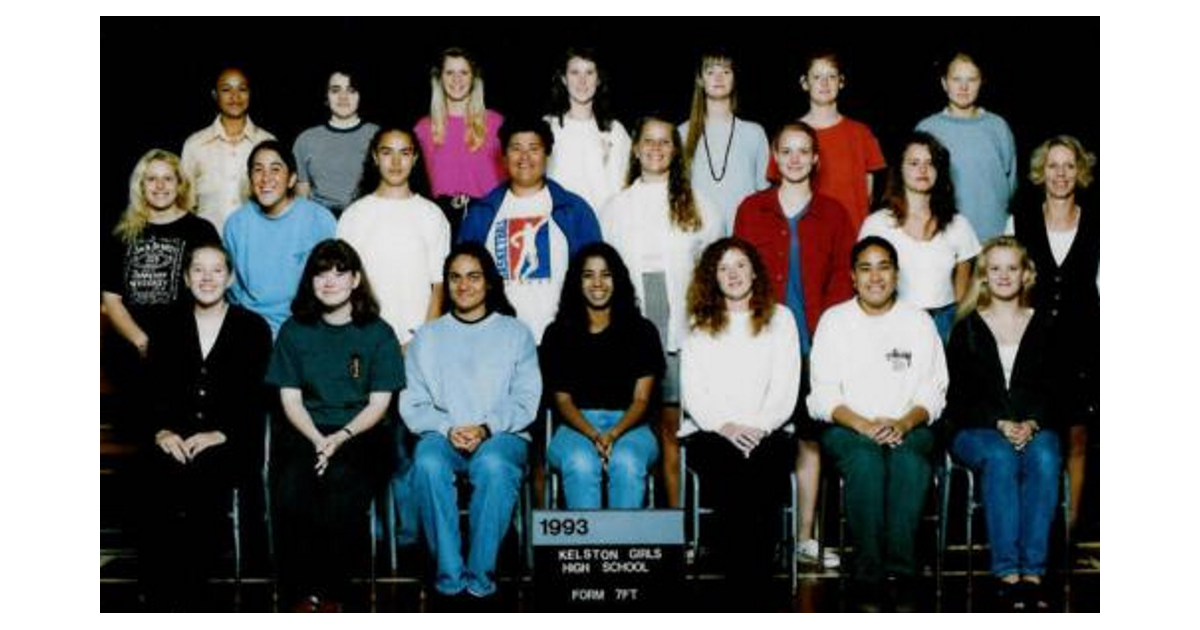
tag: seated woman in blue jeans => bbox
[542,242,664,508]
[945,236,1061,611]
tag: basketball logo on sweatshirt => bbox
[493,216,551,282]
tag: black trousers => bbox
[685,430,794,599]
[272,422,391,602]
[139,446,235,610]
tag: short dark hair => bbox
[246,139,297,177]
[290,239,380,325]
[851,235,899,270]
[499,115,554,155]
[441,241,516,318]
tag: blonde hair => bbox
[1029,134,1097,189]
[955,236,1037,322]
[429,48,489,152]
[113,149,196,244]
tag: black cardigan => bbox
[943,310,1058,436]
[148,304,273,474]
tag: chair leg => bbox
[368,499,378,612]
[789,472,798,595]
[1062,469,1072,609]
[231,487,242,612]
[964,467,976,606]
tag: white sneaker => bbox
[797,538,841,568]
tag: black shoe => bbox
[890,578,920,613]
[1022,580,1051,612]
[996,581,1024,612]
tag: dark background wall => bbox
[101,17,1098,237]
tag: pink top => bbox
[812,117,886,232]
[414,110,506,198]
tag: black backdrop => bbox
[101,17,1098,240]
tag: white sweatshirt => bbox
[806,298,948,424]
[680,307,801,436]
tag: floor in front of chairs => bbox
[100,542,1099,612]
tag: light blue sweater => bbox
[916,109,1017,242]
[400,312,542,438]
[223,196,337,336]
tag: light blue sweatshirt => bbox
[223,197,337,336]
[400,311,542,438]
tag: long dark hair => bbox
[354,126,432,201]
[290,239,380,325]
[554,242,640,333]
[548,46,617,133]
[441,241,516,318]
[881,131,958,235]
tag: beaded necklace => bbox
[702,117,736,183]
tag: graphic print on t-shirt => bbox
[123,236,186,306]
[494,216,551,282]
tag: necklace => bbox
[702,117,736,183]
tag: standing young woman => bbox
[603,115,722,507]
[267,239,404,612]
[945,237,1060,611]
[140,242,272,610]
[542,243,664,509]
[860,132,981,343]
[797,51,886,232]
[293,68,380,217]
[679,51,769,234]
[545,47,631,214]
[339,126,448,347]
[415,47,505,238]
[103,149,220,406]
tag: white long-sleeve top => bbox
[602,179,724,351]
[806,298,948,424]
[546,116,631,215]
[680,307,801,437]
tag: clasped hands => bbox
[718,423,767,458]
[997,419,1040,451]
[155,430,226,464]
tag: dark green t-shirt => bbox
[267,316,404,428]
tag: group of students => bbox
[101,45,1098,613]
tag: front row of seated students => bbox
[117,139,1085,610]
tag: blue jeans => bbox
[950,428,1061,577]
[411,432,528,597]
[546,409,659,509]
[927,303,957,345]
[391,421,418,545]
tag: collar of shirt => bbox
[199,115,264,144]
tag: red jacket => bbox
[734,189,855,336]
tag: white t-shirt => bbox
[546,116,631,214]
[337,193,450,345]
[860,209,982,309]
[485,187,568,343]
